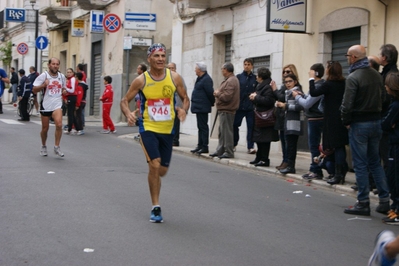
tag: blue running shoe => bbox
[150,207,163,223]
[368,230,396,266]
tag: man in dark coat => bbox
[190,62,214,154]
[234,58,258,154]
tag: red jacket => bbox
[100,84,113,104]
[76,83,83,107]
[66,76,78,96]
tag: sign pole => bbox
[34,9,39,71]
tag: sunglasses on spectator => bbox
[284,80,294,84]
[283,70,292,74]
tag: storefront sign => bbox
[72,19,85,37]
[267,0,307,33]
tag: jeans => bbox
[11,83,18,103]
[349,121,389,202]
[233,110,255,149]
[285,134,299,168]
[387,144,399,210]
[196,113,209,149]
[308,119,323,174]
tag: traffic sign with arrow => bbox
[35,36,48,50]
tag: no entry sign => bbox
[103,13,121,33]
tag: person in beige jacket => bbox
[210,62,240,159]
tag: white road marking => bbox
[0,119,24,125]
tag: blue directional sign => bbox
[35,36,48,50]
[5,8,26,22]
[90,10,104,33]
[125,13,157,31]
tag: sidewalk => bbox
[167,133,380,200]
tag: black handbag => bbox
[254,107,276,128]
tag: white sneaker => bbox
[247,148,257,154]
[111,129,117,134]
[40,145,47,156]
[77,130,85,135]
[101,130,110,134]
[368,230,396,266]
[54,146,64,157]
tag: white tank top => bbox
[33,71,66,111]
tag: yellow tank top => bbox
[139,69,176,134]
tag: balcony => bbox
[39,1,73,24]
[76,0,116,10]
[187,0,244,9]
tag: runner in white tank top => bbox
[33,70,66,112]
[32,58,67,158]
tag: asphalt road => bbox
[1,108,398,266]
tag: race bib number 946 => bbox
[147,98,172,121]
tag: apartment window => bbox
[252,56,271,74]
[62,30,69,43]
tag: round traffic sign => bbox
[17,42,29,55]
[103,13,121,33]
[36,36,49,50]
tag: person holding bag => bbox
[249,67,279,167]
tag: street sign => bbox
[72,19,85,37]
[90,10,104,33]
[123,36,132,50]
[35,36,48,50]
[5,8,26,22]
[125,13,156,31]
[132,37,152,46]
[103,13,121,33]
[17,43,29,55]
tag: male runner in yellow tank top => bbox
[121,43,189,223]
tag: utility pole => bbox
[30,0,39,71]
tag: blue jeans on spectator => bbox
[308,119,323,174]
[349,121,389,203]
[11,83,18,103]
[233,110,254,149]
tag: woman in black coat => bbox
[309,61,348,184]
[249,67,279,167]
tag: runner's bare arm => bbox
[172,71,190,122]
[121,75,144,126]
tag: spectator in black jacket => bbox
[190,62,214,154]
[28,66,40,115]
[10,67,19,104]
[17,69,31,121]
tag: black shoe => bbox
[279,166,295,174]
[209,153,219,157]
[376,202,390,214]
[254,161,270,167]
[191,147,201,153]
[18,118,29,121]
[218,154,234,159]
[196,148,209,154]
[344,201,370,216]
[249,160,260,165]
[173,142,179,147]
